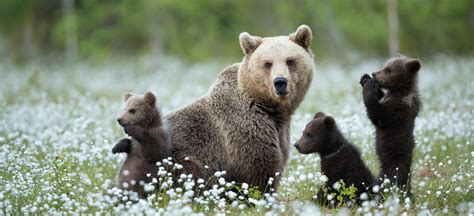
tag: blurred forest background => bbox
[0,0,473,63]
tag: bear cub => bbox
[360,54,421,196]
[112,91,171,197]
[294,112,376,205]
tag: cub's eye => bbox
[286,59,295,67]
[264,62,272,69]
[129,109,136,114]
[385,68,391,74]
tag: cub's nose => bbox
[372,72,376,78]
[274,77,288,95]
[117,118,123,124]
[294,142,300,150]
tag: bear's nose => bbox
[372,72,376,78]
[294,142,300,150]
[117,118,123,124]
[274,77,288,94]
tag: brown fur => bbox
[166,25,314,191]
[295,112,376,205]
[360,54,421,196]
[112,91,171,197]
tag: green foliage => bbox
[0,0,472,61]
[334,180,358,206]
[226,184,263,200]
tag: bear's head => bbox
[372,54,421,91]
[117,91,159,128]
[237,25,314,112]
[294,112,341,155]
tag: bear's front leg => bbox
[112,138,132,154]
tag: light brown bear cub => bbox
[112,91,171,197]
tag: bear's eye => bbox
[129,109,136,114]
[264,62,272,69]
[385,68,391,74]
[286,59,295,67]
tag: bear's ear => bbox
[323,116,335,129]
[239,32,262,55]
[144,91,156,106]
[395,53,405,58]
[124,92,133,102]
[406,59,421,73]
[289,25,312,50]
[314,112,325,119]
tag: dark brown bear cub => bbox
[359,54,421,196]
[294,112,376,206]
[112,91,171,198]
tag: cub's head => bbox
[238,25,314,111]
[372,54,421,91]
[117,91,158,128]
[294,112,337,155]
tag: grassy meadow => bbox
[0,56,472,215]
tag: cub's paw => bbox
[112,138,132,154]
[363,78,380,91]
[359,74,372,87]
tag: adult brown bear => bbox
[166,25,315,191]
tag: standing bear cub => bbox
[112,91,171,197]
[360,54,421,196]
[294,112,376,205]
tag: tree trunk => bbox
[387,0,399,56]
[62,0,77,61]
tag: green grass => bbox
[0,56,473,214]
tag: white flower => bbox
[226,191,237,200]
[332,182,341,190]
[241,183,249,190]
[319,175,328,183]
[360,192,368,200]
[372,185,380,193]
[219,177,226,185]
[327,194,334,200]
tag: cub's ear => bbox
[124,92,133,102]
[314,112,326,119]
[323,116,335,129]
[289,24,312,50]
[239,32,262,55]
[406,59,421,73]
[395,53,406,58]
[144,91,156,105]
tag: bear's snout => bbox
[294,142,300,150]
[274,77,288,96]
[117,118,124,125]
[372,72,377,78]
